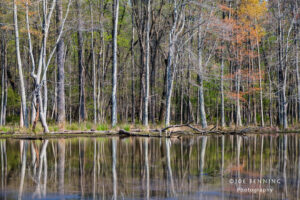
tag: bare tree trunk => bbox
[277,0,288,129]
[90,3,97,124]
[220,46,225,128]
[236,68,242,126]
[76,0,86,123]
[13,0,28,128]
[165,52,176,126]
[256,38,264,127]
[56,0,66,127]
[165,0,185,126]
[111,0,119,127]
[131,4,135,124]
[0,34,7,126]
[143,0,151,127]
[197,25,207,128]
[268,65,273,126]
[296,27,300,123]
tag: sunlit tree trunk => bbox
[13,0,28,128]
[256,38,264,127]
[220,50,225,128]
[143,0,151,127]
[165,0,185,126]
[111,0,119,127]
[197,24,207,128]
[236,68,242,127]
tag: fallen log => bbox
[118,129,174,138]
[161,123,205,134]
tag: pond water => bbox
[0,134,299,199]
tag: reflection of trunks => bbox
[0,135,297,199]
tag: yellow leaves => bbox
[237,0,267,41]
[238,0,267,21]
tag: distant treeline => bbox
[0,0,298,131]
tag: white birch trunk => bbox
[197,25,207,129]
[143,0,151,127]
[256,39,264,127]
[111,0,119,127]
[13,0,28,128]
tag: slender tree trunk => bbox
[159,60,167,122]
[131,5,135,124]
[165,51,176,126]
[56,0,66,127]
[236,68,242,126]
[277,0,288,129]
[0,34,7,126]
[150,42,157,124]
[13,0,28,128]
[111,0,119,127]
[220,46,225,128]
[165,0,185,126]
[143,0,151,127]
[296,29,300,123]
[268,66,273,126]
[197,25,207,128]
[76,0,86,123]
[90,4,97,124]
[256,39,264,127]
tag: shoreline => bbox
[0,126,300,140]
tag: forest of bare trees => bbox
[0,0,300,132]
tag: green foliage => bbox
[121,124,130,131]
[67,123,80,131]
[0,126,9,132]
[96,124,109,131]
[85,122,92,130]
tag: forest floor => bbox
[0,122,299,139]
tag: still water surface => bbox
[0,134,299,199]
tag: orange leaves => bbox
[20,28,42,38]
[224,69,265,83]
[226,87,262,104]
[227,91,247,103]
[0,26,14,31]
[219,4,234,13]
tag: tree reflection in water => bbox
[0,135,299,199]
